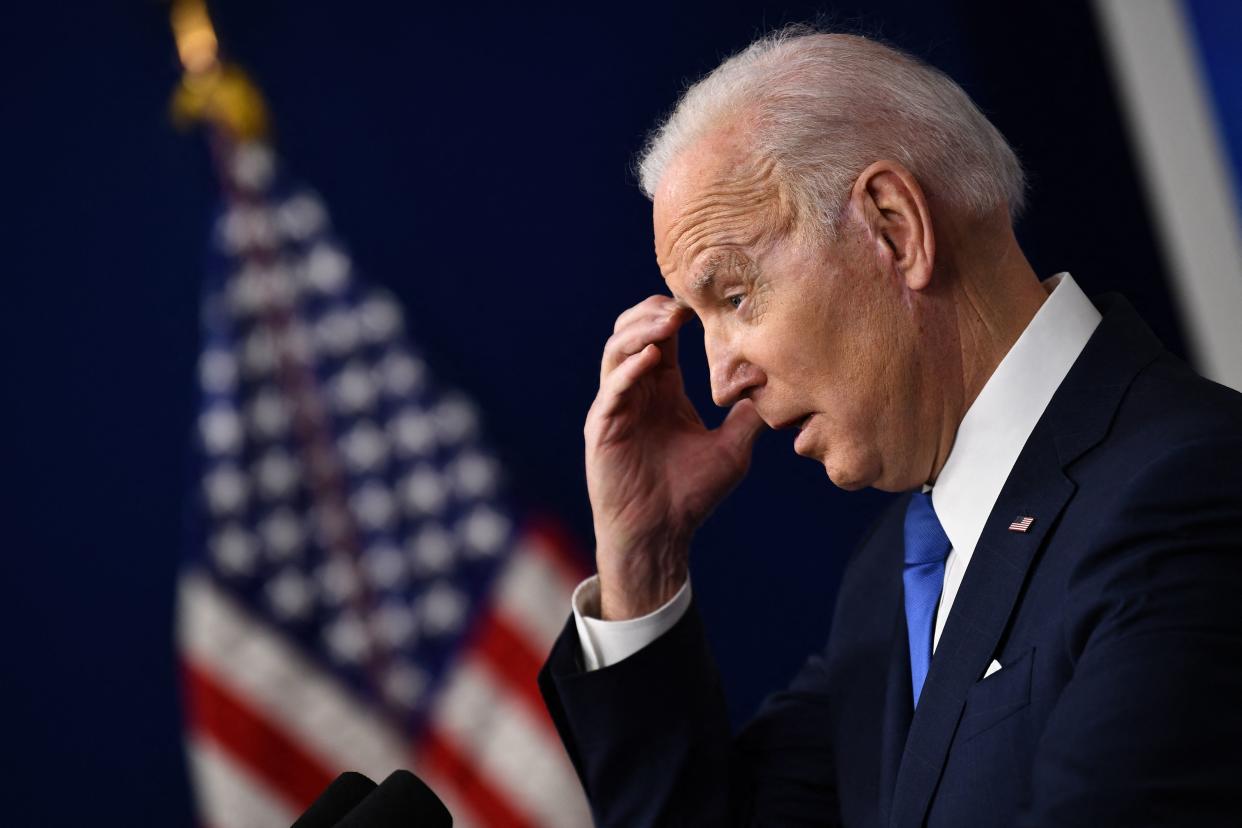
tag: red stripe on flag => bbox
[469,607,557,729]
[419,725,537,828]
[182,658,337,812]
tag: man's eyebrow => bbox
[689,254,723,296]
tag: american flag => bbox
[177,139,592,828]
[1007,516,1035,533]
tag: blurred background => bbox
[2,0,1239,824]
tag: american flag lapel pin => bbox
[1008,515,1035,533]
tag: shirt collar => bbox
[930,273,1101,556]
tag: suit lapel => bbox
[888,443,1075,827]
[878,603,913,827]
[858,494,915,827]
[886,294,1163,827]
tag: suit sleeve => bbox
[538,601,841,827]
[1021,437,1242,826]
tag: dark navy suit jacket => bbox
[539,296,1242,827]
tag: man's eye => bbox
[727,294,744,309]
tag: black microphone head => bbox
[337,769,452,827]
[291,771,378,828]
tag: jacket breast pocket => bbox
[957,646,1035,743]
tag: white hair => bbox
[637,26,1026,237]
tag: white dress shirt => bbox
[573,273,1102,670]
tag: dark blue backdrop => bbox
[1,1,1186,823]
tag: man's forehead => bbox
[653,150,784,291]
[653,128,756,235]
[651,157,708,271]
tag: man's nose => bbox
[707,336,763,408]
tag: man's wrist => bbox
[594,535,690,621]
[599,567,688,620]
[572,575,693,670]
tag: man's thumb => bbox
[718,398,766,456]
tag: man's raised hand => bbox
[584,295,766,620]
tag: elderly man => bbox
[538,28,1242,827]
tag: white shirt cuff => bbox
[570,575,692,671]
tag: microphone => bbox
[336,769,453,827]
[291,772,378,828]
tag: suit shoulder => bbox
[1097,352,1242,464]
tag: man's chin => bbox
[817,448,882,492]
[825,465,871,491]
[795,431,881,490]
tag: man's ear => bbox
[850,160,935,291]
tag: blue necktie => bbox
[903,491,952,708]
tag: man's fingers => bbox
[613,295,680,334]
[600,308,686,383]
[610,342,661,393]
[594,343,662,419]
[715,398,767,460]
